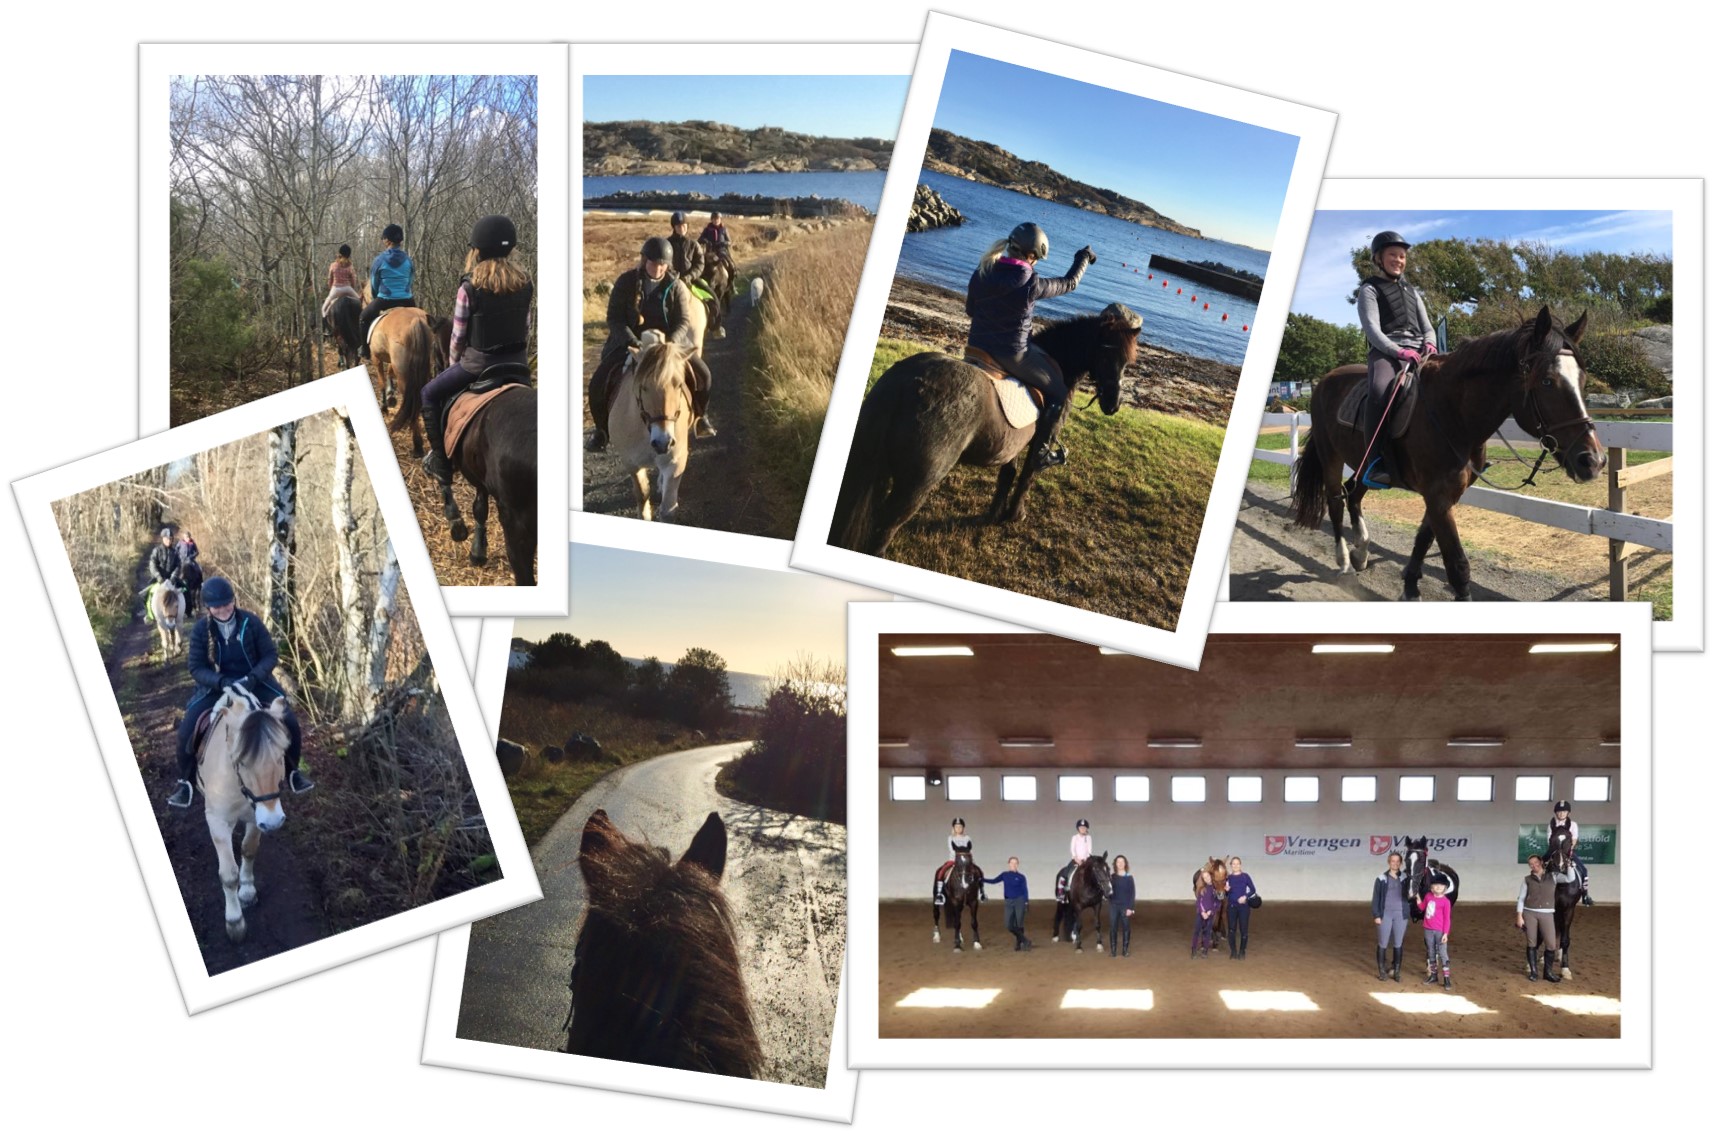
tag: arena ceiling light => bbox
[1526,994,1621,1015]
[896,987,1001,1009]
[925,768,944,787]
[878,737,910,748]
[1311,643,1395,653]
[890,645,974,657]
[1060,988,1154,1010]
[1601,738,1622,747]
[1294,737,1352,748]
[1446,737,1505,748]
[1147,737,1203,749]
[998,736,1054,748]
[1528,642,1617,654]
[1369,992,1494,1015]
[1218,990,1320,1012]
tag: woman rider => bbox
[1354,230,1436,488]
[321,243,361,321]
[965,222,1095,468]
[419,215,534,485]
[587,235,717,450]
[933,818,982,904]
[358,223,418,359]
[1549,799,1593,903]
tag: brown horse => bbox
[1194,856,1229,944]
[370,307,447,456]
[326,295,362,371]
[565,808,762,1079]
[1291,307,1605,600]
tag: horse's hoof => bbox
[932,932,940,944]
[1402,594,1421,602]
[239,885,257,908]
[972,941,982,950]
[450,520,469,543]
[386,397,396,410]
[1051,935,1059,943]
[1096,943,1105,952]
[1454,592,1473,602]
[1338,564,1354,576]
[469,552,487,568]
[226,917,247,943]
[953,945,962,953]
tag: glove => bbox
[1396,348,1422,365]
[1075,245,1096,266]
[1422,341,1438,357]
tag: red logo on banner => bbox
[1371,836,1394,856]
[1264,835,1287,856]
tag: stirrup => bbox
[422,449,454,485]
[167,780,194,809]
[1359,456,1393,490]
[1034,443,1067,468]
[289,769,315,795]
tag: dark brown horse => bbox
[326,295,362,371]
[565,808,762,1079]
[931,850,983,952]
[1052,852,1113,953]
[830,303,1141,557]
[1544,827,1581,981]
[371,306,447,455]
[1291,307,1605,600]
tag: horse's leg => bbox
[659,454,685,521]
[632,468,654,523]
[206,812,247,943]
[440,479,469,543]
[933,895,942,944]
[987,462,1019,523]
[970,893,982,950]
[1329,477,1353,575]
[468,487,490,567]
[1425,500,1474,600]
[1073,906,1083,953]
[952,902,963,953]
[1094,900,1104,952]
[238,820,261,908]
[869,447,961,556]
[1346,484,1373,572]
[1401,515,1436,601]
[497,500,536,588]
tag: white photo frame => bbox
[1231,178,1703,652]
[573,42,917,573]
[13,368,540,1014]
[138,42,570,616]
[844,598,1650,1067]
[790,12,1336,669]
[421,511,859,1121]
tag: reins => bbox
[1423,346,1593,491]
[631,345,689,432]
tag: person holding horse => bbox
[321,243,362,322]
[1108,854,1137,958]
[1418,871,1454,989]
[934,818,983,904]
[166,577,313,809]
[1193,867,1219,958]
[588,235,717,451]
[1354,230,1437,489]
[982,856,1033,951]
[966,222,1096,469]
[1371,851,1409,982]
[1225,855,1258,960]
[1549,800,1594,904]
[358,223,418,360]
[419,215,534,486]
[1516,854,1567,983]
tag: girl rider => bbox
[1354,230,1436,488]
[1057,817,1093,901]
[420,216,534,485]
[322,243,361,321]
[965,222,1095,469]
[1549,799,1593,904]
[933,818,983,904]
[358,223,418,359]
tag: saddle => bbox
[1336,370,1420,440]
[963,346,1042,429]
[445,364,531,457]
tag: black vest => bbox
[466,280,532,353]
[1363,274,1427,342]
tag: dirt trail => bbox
[108,550,328,976]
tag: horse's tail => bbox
[828,372,900,551]
[389,316,434,432]
[1290,430,1331,530]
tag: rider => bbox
[419,215,534,486]
[175,528,199,565]
[1549,799,1593,904]
[965,222,1096,469]
[933,818,979,905]
[587,235,717,451]
[698,210,734,274]
[1354,230,1437,489]
[149,527,181,588]
[321,243,361,322]
[166,576,313,809]
[1057,817,1093,902]
[667,210,706,285]
[358,223,418,360]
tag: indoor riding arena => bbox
[875,632,1623,1040]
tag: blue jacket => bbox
[965,255,1089,358]
[982,870,1030,901]
[1226,871,1256,907]
[369,248,416,300]
[186,609,284,703]
[1110,873,1136,909]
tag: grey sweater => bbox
[1356,278,1434,358]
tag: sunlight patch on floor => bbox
[1060,988,1154,1010]
[1528,994,1621,1015]
[897,987,1001,1009]
[1370,991,1495,1015]
[1218,990,1319,1011]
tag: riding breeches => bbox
[322,285,361,320]
[177,687,303,781]
[1521,909,1559,951]
[359,295,417,342]
[1107,903,1130,953]
[989,343,1069,405]
[1227,902,1251,953]
[1423,928,1450,971]
[1377,910,1408,947]
[1363,348,1414,447]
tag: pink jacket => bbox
[1419,893,1452,933]
[1070,832,1092,862]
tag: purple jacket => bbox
[965,255,1088,358]
[1196,886,1220,919]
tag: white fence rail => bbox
[1255,413,1673,599]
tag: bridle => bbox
[631,346,689,433]
[223,691,286,807]
[1476,346,1596,490]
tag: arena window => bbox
[1058,775,1093,802]
[1171,775,1206,803]
[1283,775,1319,803]
[890,775,926,801]
[1573,775,1611,802]
[1001,775,1038,802]
[1113,775,1150,802]
[946,775,982,801]
[1514,775,1552,802]
[1398,775,1435,802]
[1227,776,1261,803]
[1341,775,1377,802]
[1456,775,1494,802]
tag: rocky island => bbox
[585,119,894,175]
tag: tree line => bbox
[518,633,735,730]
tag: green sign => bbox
[1517,824,1617,865]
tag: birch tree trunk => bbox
[366,539,402,710]
[265,421,297,635]
[332,409,367,720]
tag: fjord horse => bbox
[197,691,292,943]
[149,580,184,661]
[566,808,762,1079]
[932,850,983,952]
[1053,853,1114,953]
[1544,827,1582,980]
[371,306,446,455]
[830,303,1141,558]
[1291,307,1605,600]
[611,331,698,521]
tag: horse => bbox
[829,303,1141,558]
[1052,852,1113,952]
[1544,828,1581,980]
[1401,836,1460,978]
[195,690,292,943]
[371,306,446,455]
[1290,307,1605,600]
[931,850,983,952]
[610,331,699,521]
[149,580,184,661]
[699,256,734,339]
[1194,856,1229,945]
[326,295,362,371]
[565,808,763,1079]
[179,558,203,616]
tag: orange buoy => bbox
[1147,273,1153,279]
[1191,295,1196,302]
[1203,303,1209,310]
[1176,288,1181,294]
[1242,325,1249,331]
[1222,313,1228,321]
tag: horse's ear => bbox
[1531,306,1553,343]
[580,809,622,868]
[1566,311,1589,345]
[681,811,727,880]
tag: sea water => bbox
[584,169,887,211]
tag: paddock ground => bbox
[877,900,1619,1039]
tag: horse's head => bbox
[218,693,290,831]
[628,330,692,455]
[1401,837,1430,899]
[1085,852,1114,899]
[1089,303,1142,416]
[1512,307,1605,483]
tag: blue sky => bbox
[584,75,909,140]
[514,544,888,676]
[933,51,1300,251]
[1291,209,1675,326]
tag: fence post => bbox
[1608,446,1628,602]
[1289,413,1300,464]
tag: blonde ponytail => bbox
[976,237,1012,276]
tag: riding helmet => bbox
[670,210,688,225]
[1429,871,1451,888]
[382,223,405,243]
[202,577,235,607]
[1247,895,1262,909]
[1370,230,1411,260]
[1008,221,1050,262]
[159,527,173,539]
[470,214,517,257]
[951,817,966,828]
[641,235,672,263]
[338,243,351,257]
[1554,800,1571,812]
[1076,818,1090,830]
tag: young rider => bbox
[358,223,418,359]
[322,243,361,321]
[166,577,313,809]
[1549,799,1593,904]
[933,818,977,904]
[965,222,1095,469]
[698,210,733,274]
[667,210,706,285]
[419,215,534,486]
[1354,230,1436,488]
[1418,872,1454,990]
[1057,817,1093,901]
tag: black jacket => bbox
[605,267,700,353]
[150,543,180,582]
[1371,871,1407,919]
[187,609,284,701]
[668,233,705,282]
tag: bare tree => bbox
[265,421,298,634]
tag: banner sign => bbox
[1517,824,1617,865]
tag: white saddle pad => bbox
[992,376,1040,429]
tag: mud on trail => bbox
[108,555,328,976]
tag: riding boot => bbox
[1442,966,1452,991]
[422,408,455,486]
[1359,395,1393,488]
[1390,947,1403,982]
[1544,952,1562,983]
[1526,948,1540,982]
[690,378,718,439]
[1376,946,1388,981]
[1030,399,1068,467]
[933,879,945,907]
[1423,959,1439,985]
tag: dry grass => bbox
[746,219,873,524]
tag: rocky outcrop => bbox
[585,120,893,175]
[1624,323,1672,379]
[907,183,965,232]
[583,188,869,219]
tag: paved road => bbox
[455,742,846,1087]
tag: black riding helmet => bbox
[1009,221,1050,261]
[202,577,235,607]
[338,243,351,257]
[469,214,517,257]
[382,223,405,243]
[1076,818,1090,830]
[1370,230,1411,260]
[951,817,966,827]
[1554,800,1571,812]
[641,235,672,263]
[670,210,688,225]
